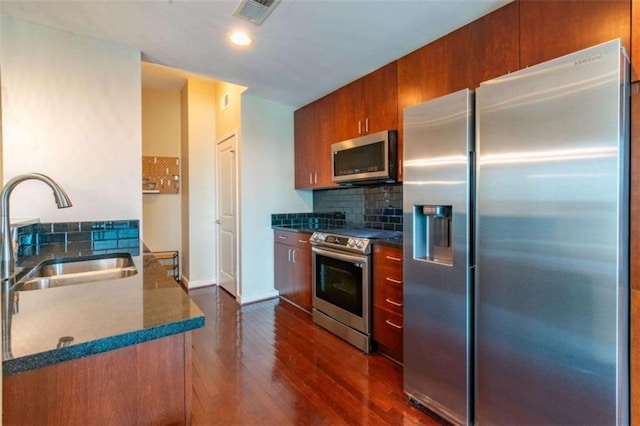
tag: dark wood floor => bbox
[188,287,442,426]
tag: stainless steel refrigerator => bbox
[403,39,629,425]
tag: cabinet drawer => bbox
[373,307,403,362]
[274,230,311,249]
[373,245,403,270]
[373,274,403,316]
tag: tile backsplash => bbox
[313,184,403,232]
[271,212,346,230]
[16,220,140,258]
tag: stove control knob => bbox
[317,233,326,242]
[356,240,364,249]
[347,238,355,247]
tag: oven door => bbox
[312,246,370,334]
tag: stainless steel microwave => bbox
[331,130,398,185]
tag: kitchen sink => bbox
[15,253,138,291]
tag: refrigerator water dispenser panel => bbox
[413,205,453,266]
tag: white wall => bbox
[239,95,312,303]
[180,79,217,287]
[142,88,181,252]
[0,17,141,223]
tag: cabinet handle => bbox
[358,120,362,135]
[385,256,402,262]
[386,277,402,284]
[365,118,369,133]
[314,172,318,184]
[297,240,308,244]
[385,319,403,329]
[278,235,288,240]
[385,298,403,307]
[287,248,292,262]
[309,173,313,185]
[292,249,297,263]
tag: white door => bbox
[216,134,238,297]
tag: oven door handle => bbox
[312,246,368,264]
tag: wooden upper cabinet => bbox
[397,37,449,182]
[294,96,337,189]
[632,0,639,82]
[333,80,364,142]
[294,103,316,189]
[520,0,631,69]
[333,61,398,143]
[447,1,520,93]
[314,94,336,188]
[363,62,398,135]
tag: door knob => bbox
[215,219,221,224]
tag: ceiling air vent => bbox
[233,0,281,26]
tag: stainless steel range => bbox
[310,228,400,353]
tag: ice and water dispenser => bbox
[413,205,453,266]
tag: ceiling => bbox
[1,0,510,108]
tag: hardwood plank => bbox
[189,287,442,425]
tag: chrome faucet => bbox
[1,173,72,282]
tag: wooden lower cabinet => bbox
[372,244,403,363]
[274,230,312,313]
[3,332,192,426]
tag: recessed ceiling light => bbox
[230,31,252,46]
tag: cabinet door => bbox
[333,80,364,142]
[520,0,630,69]
[291,246,312,313]
[397,37,449,181]
[363,61,398,135]
[314,94,338,188]
[372,307,403,362]
[294,103,316,189]
[274,242,294,301]
[447,1,519,93]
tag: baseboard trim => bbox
[181,275,216,289]
[238,290,279,305]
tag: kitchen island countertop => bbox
[3,246,205,375]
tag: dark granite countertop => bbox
[272,225,316,234]
[3,244,205,375]
[272,226,403,248]
[372,235,403,249]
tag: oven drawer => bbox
[373,307,403,362]
[274,230,311,249]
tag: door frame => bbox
[215,130,241,301]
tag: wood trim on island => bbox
[3,332,192,426]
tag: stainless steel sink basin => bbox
[16,253,138,291]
